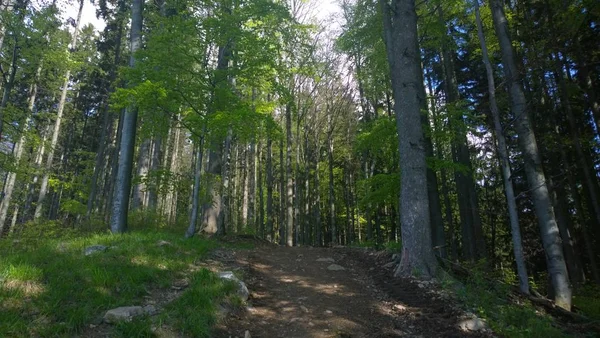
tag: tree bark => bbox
[381,0,437,278]
[266,136,274,241]
[286,103,294,246]
[490,0,571,309]
[132,138,151,210]
[109,0,143,233]
[186,135,204,238]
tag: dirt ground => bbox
[214,246,494,338]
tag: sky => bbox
[63,0,341,32]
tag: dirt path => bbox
[215,246,492,338]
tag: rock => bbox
[300,305,309,313]
[244,330,252,338]
[316,257,335,263]
[85,245,108,256]
[325,310,333,314]
[104,306,145,323]
[383,261,396,269]
[392,253,401,262]
[143,305,158,315]
[459,318,487,331]
[217,271,249,301]
[157,240,171,247]
[327,264,346,271]
[393,304,407,312]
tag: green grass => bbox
[574,285,600,321]
[0,220,239,337]
[441,268,569,338]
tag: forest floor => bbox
[213,244,493,338]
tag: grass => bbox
[440,267,570,338]
[0,219,243,337]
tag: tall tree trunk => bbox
[109,0,143,233]
[328,124,336,245]
[257,141,264,237]
[34,0,84,220]
[147,135,162,209]
[490,0,571,309]
[131,138,151,210]
[381,0,437,278]
[248,141,256,230]
[266,136,274,241]
[279,136,285,245]
[186,135,204,238]
[285,103,294,246]
[218,128,233,236]
[474,1,529,294]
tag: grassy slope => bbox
[0,222,238,337]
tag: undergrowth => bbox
[0,218,241,337]
[441,263,570,338]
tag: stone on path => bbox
[327,264,346,271]
[316,257,335,263]
[217,271,249,301]
[84,245,108,256]
[104,306,144,323]
[459,317,487,331]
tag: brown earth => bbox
[214,246,494,338]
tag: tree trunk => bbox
[248,141,256,230]
[266,136,274,241]
[474,1,529,294]
[490,0,571,309]
[109,0,143,233]
[147,136,162,209]
[328,126,336,245]
[286,103,294,246]
[132,138,151,210]
[279,136,285,245]
[186,135,204,238]
[381,0,437,278]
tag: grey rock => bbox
[217,271,249,301]
[327,264,346,271]
[84,245,108,256]
[459,318,487,331]
[392,253,401,262]
[157,240,171,247]
[244,330,252,338]
[316,257,336,263]
[104,306,145,323]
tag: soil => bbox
[214,246,494,338]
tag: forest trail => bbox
[215,246,491,338]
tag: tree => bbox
[381,0,437,278]
[489,0,571,309]
[109,0,144,234]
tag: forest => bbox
[1,0,599,336]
